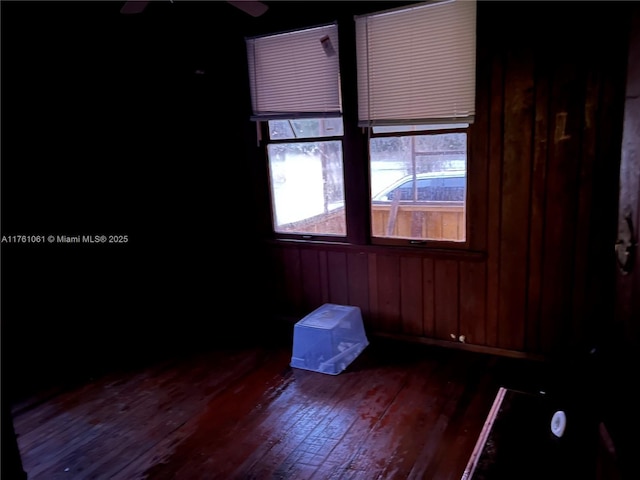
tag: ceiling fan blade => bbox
[227,1,269,18]
[120,1,150,15]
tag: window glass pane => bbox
[370,132,467,242]
[269,117,344,140]
[268,140,346,235]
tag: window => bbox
[355,0,476,244]
[246,23,346,238]
[266,118,346,236]
[245,1,477,245]
[369,127,468,241]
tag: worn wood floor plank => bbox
[11,338,551,480]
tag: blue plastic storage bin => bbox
[290,303,369,375]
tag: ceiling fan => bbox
[120,1,269,18]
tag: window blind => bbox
[355,0,476,126]
[246,23,342,121]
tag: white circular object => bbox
[551,410,566,437]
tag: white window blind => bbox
[355,0,476,126]
[246,23,342,121]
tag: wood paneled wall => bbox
[260,2,632,359]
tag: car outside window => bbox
[373,171,467,203]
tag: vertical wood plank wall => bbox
[261,3,631,359]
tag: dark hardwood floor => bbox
[9,334,561,480]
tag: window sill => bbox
[267,237,487,261]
